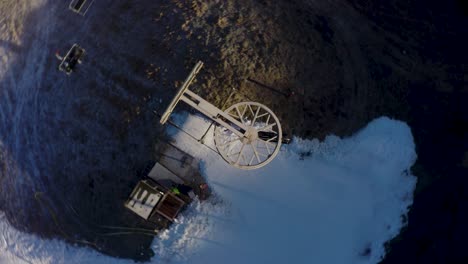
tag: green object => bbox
[172,187,180,195]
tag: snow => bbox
[0,212,126,264]
[0,0,54,208]
[0,111,417,264]
[0,1,417,263]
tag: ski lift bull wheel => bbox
[214,102,282,170]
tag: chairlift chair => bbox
[57,44,85,75]
[69,0,95,16]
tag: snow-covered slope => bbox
[1,112,417,264]
[0,0,54,219]
[0,1,417,263]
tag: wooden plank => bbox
[148,162,184,188]
[158,143,197,182]
[160,61,204,124]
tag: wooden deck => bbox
[154,142,211,200]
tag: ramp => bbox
[148,162,184,189]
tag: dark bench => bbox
[71,0,86,11]
[69,0,94,15]
[58,44,85,75]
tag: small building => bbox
[125,143,211,223]
[124,180,185,222]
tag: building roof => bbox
[124,180,164,220]
[125,180,186,222]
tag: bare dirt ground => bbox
[0,0,466,262]
[155,0,418,139]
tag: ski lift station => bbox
[125,143,210,223]
[126,60,284,222]
[125,60,284,224]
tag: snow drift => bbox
[1,113,417,264]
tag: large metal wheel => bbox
[214,102,282,170]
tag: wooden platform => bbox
[155,142,211,200]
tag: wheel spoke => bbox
[260,138,277,147]
[219,137,240,148]
[259,123,276,132]
[258,139,276,155]
[227,150,240,158]
[240,153,248,165]
[235,143,246,165]
[248,154,256,165]
[235,106,244,124]
[264,140,271,154]
[241,104,248,121]
[266,135,278,142]
[256,112,269,119]
[248,104,255,119]
[251,143,261,163]
[226,141,241,157]
[228,111,239,119]
[251,107,261,126]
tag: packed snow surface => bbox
[1,112,417,264]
